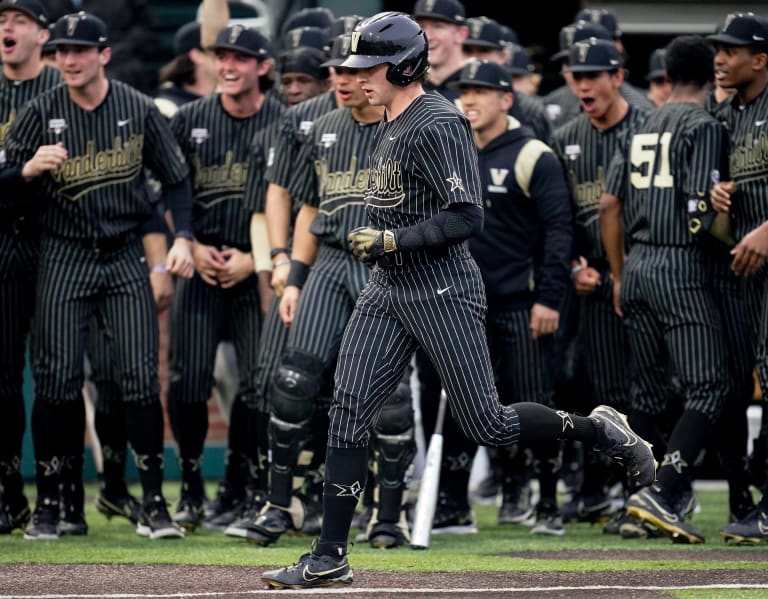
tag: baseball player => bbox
[0,0,60,536]
[260,12,656,590]
[707,12,768,544]
[5,11,195,540]
[165,24,283,531]
[645,49,671,107]
[453,59,573,534]
[600,35,729,544]
[276,46,330,107]
[413,0,467,98]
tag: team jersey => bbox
[544,81,653,130]
[716,85,768,240]
[290,106,378,248]
[511,91,552,144]
[170,93,284,247]
[606,102,725,247]
[5,80,189,240]
[552,104,647,261]
[365,92,481,232]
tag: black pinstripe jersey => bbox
[5,80,189,240]
[511,91,552,144]
[291,107,378,248]
[365,92,481,231]
[552,105,647,261]
[717,86,768,240]
[244,104,286,215]
[606,103,725,247]
[267,90,337,191]
[171,93,284,247]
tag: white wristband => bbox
[151,264,168,274]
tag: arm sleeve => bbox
[163,178,193,234]
[143,103,189,186]
[287,130,318,207]
[394,202,483,252]
[527,150,573,310]
[138,202,169,236]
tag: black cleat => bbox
[367,513,410,549]
[590,405,657,487]
[24,500,60,541]
[203,482,245,531]
[244,505,293,546]
[498,482,534,525]
[136,495,185,539]
[95,491,142,525]
[223,490,267,538]
[172,496,205,531]
[561,494,616,524]
[626,487,704,544]
[58,512,88,536]
[261,550,353,590]
[720,507,768,545]
[0,497,30,534]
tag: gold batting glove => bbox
[348,227,397,264]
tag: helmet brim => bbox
[340,53,388,69]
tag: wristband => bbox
[175,230,193,241]
[151,264,168,274]
[273,258,290,268]
[286,259,310,289]
[270,247,289,260]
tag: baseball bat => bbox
[410,390,449,550]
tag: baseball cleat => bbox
[95,491,142,525]
[720,507,768,545]
[626,487,704,544]
[136,495,185,539]
[24,500,60,541]
[261,550,353,590]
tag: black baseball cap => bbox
[566,38,622,73]
[211,24,273,59]
[325,15,363,45]
[322,34,352,67]
[0,0,47,26]
[504,43,533,76]
[412,0,465,26]
[173,21,201,56]
[278,46,329,79]
[281,6,335,37]
[551,21,612,61]
[282,26,327,52]
[448,59,512,91]
[499,23,519,47]
[708,12,768,47]
[464,17,503,50]
[574,8,621,40]
[50,11,108,47]
[645,48,667,81]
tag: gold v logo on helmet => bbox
[351,31,360,53]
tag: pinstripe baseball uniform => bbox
[552,106,647,414]
[0,63,61,523]
[166,92,284,508]
[545,82,653,130]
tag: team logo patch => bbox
[320,132,337,148]
[333,481,363,499]
[350,31,360,53]
[191,127,209,145]
[66,15,79,36]
[267,146,275,168]
[446,452,473,472]
[661,450,688,475]
[446,172,465,192]
[565,144,581,160]
[564,26,576,47]
[488,167,508,193]
[228,25,244,44]
[299,120,314,135]
[556,410,574,433]
[48,118,67,136]
[578,42,590,63]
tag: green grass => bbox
[1,484,766,576]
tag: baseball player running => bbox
[5,11,195,540]
[260,12,655,590]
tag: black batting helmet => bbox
[340,11,428,87]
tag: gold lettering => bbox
[0,108,16,148]
[730,131,768,180]
[194,150,249,191]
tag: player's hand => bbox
[217,247,254,289]
[711,181,736,214]
[192,241,226,285]
[731,222,768,276]
[612,277,623,318]
[348,226,384,264]
[530,303,559,340]
[22,143,68,179]
[573,266,601,295]
[149,269,173,312]
[271,260,290,296]
[167,237,195,279]
[278,285,301,327]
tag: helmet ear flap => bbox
[386,53,428,86]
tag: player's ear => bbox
[38,25,50,47]
[456,24,469,44]
[752,50,768,72]
[99,46,112,67]
[256,58,272,77]
[502,90,513,112]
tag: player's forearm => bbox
[291,205,320,266]
[164,178,194,237]
[142,232,169,270]
[599,192,625,281]
[250,212,272,272]
[394,203,483,252]
[265,183,292,259]
[200,0,229,48]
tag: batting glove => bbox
[348,227,397,264]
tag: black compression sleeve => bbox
[138,203,169,236]
[163,178,193,235]
[0,166,25,201]
[394,203,483,252]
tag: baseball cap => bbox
[0,0,47,26]
[708,12,768,47]
[278,46,329,79]
[447,59,512,91]
[464,17,503,50]
[282,26,327,52]
[325,15,363,46]
[574,8,621,40]
[499,23,519,47]
[551,21,612,61]
[322,34,352,67]
[281,6,335,36]
[412,0,465,26]
[49,11,108,47]
[566,38,622,73]
[173,21,201,56]
[645,48,666,81]
[211,24,273,59]
[504,43,533,76]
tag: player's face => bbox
[714,44,765,90]
[459,86,510,133]
[216,49,264,97]
[281,72,327,106]
[0,9,47,68]
[417,18,465,69]
[356,63,394,107]
[572,70,622,120]
[648,76,671,107]
[56,45,108,90]
[333,66,367,108]
[462,45,505,65]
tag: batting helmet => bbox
[340,11,428,87]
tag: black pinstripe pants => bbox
[329,250,520,449]
[621,244,728,423]
[745,266,768,397]
[253,295,289,412]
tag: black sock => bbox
[168,400,208,498]
[32,400,84,503]
[95,403,128,496]
[125,401,165,498]
[531,440,561,508]
[438,413,477,511]
[656,410,713,499]
[514,402,596,444]
[0,393,25,500]
[224,396,248,491]
[316,445,368,556]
